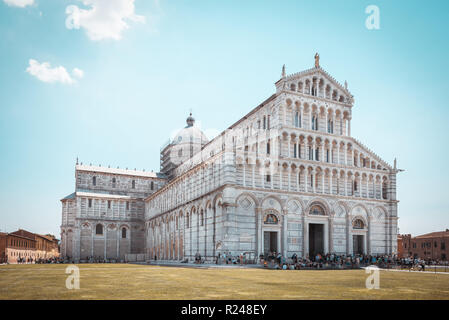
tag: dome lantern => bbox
[186,113,195,127]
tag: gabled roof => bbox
[276,66,354,104]
[9,229,36,241]
[414,230,449,239]
[61,192,76,201]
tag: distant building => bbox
[0,229,59,264]
[398,230,449,261]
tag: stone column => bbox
[347,216,353,255]
[321,172,324,194]
[296,169,299,192]
[325,110,328,133]
[344,174,347,196]
[311,169,315,193]
[116,227,119,259]
[330,172,333,195]
[348,116,352,136]
[305,169,308,193]
[91,226,94,257]
[104,225,107,260]
[303,217,308,257]
[256,208,263,258]
[329,218,334,253]
[283,212,288,257]
[279,168,283,190]
[345,145,348,166]
[324,222,329,254]
[252,165,255,188]
[366,179,369,198]
[337,144,340,165]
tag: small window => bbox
[442,242,446,250]
[95,224,103,235]
[312,115,318,131]
[328,120,333,133]
[92,176,96,186]
[266,174,271,182]
[294,112,299,127]
[108,200,111,209]
[200,212,204,226]
[382,182,388,199]
[121,228,127,239]
[126,201,130,210]
[88,199,92,208]
[178,148,183,157]
[263,116,266,129]
[132,180,136,189]
[112,177,116,188]
[266,141,270,154]
[151,181,154,190]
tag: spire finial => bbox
[344,80,348,90]
[314,52,320,68]
[76,157,79,165]
[281,64,286,78]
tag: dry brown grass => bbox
[0,263,448,300]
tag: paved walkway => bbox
[133,260,263,269]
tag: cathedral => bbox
[60,55,399,263]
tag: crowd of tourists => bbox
[259,252,441,271]
[6,256,64,264]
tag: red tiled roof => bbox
[414,230,449,239]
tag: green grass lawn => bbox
[1,264,448,300]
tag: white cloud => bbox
[3,0,34,7]
[72,68,84,79]
[65,0,145,41]
[26,59,84,85]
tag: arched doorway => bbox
[307,203,327,257]
[262,210,281,255]
[352,218,367,255]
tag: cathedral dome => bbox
[172,113,209,146]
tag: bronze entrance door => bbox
[353,235,364,254]
[309,224,324,257]
[263,231,278,254]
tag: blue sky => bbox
[0,0,448,238]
